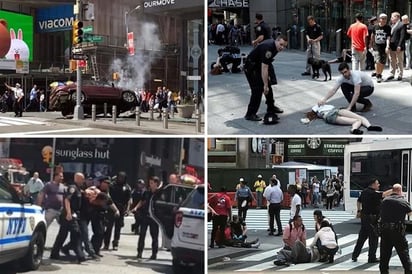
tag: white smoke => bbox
[109,22,162,91]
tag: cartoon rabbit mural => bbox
[5,28,30,61]
[0,19,11,58]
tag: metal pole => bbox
[265,138,270,168]
[286,29,291,49]
[135,106,140,126]
[149,107,154,120]
[92,104,96,121]
[300,29,305,51]
[103,103,107,117]
[73,0,84,120]
[195,108,201,133]
[163,109,168,129]
[112,105,117,124]
[336,29,342,57]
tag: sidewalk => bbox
[13,109,204,135]
[207,44,412,134]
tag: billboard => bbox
[36,4,74,33]
[0,10,33,66]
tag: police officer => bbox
[379,183,412,274]
[50,172,86,263]
[244,35,287,123]
[352,178,392,263]
[103,171,131,250]
[132,176,161,260]
[131,179,146,235]
[253,13,271,47]
[235,178,255,221]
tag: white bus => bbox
[343,138,412,216]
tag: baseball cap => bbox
[369,16,377,22]
[257,174,262,178]
[239,177,245,182]
[379,13,387,18]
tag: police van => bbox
[150,182,205,274]
[0,173,47,270]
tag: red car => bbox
[48,81,137,116]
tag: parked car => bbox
[150,183,205,273]
[48,80,137,116]
[0,174,47,270]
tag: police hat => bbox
[263,112,279,125]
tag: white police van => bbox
[0,173,47,270]
[150,183,205,274]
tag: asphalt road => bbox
[1,216,173,274]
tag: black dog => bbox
[308,57,332,81]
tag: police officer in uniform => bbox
[352,178,392,263]
[244,35,287,123]
[253,13,271,47]
[103,171,131,250]
[50,172,86,263]
[379,183,412,274]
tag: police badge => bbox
[265,51,272,59]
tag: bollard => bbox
[163,109,168,129]
[135,106,141,126]
[104,103,108,118]
[149,107,154,120]
[195,108,201,133]
[336,29,342,57]
[171,105,175,118]
[92,104,96,121]
[300,29,305,51]
[112,105,117,124]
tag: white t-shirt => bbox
[290,193,302,218]
[334,70,374,88]
[310,226,338,249]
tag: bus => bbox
[343,138,412,216]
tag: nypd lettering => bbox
[6,217,26,235]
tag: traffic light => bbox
[72,20,83,45]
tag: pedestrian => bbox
[50,172,86,263]
[366,17,378,71]
[302,15,323,76]
[39,89,47,112]
[253,174,266,208]
[311,176,320,207]
[132,176,162,259]
[282,215,307,249]
[347,13,368,71]
[402,15,412,70]
[318,62,374,112]
[4,82,24,117]
[387,12,406,81]
[235,178,255,221]
[226,215,260,248]
[36,172,66,228]
[243,35,287,123]
[301,178,309,208]
[313,209,332,232]
[325,180,336,210]
[309,219,338,263]
[252,13,271,47]
[369,13,391,83]
[103,171,131,251]
[24,84,39,112]
[208,186,232,248]
[23,171,44,202]
[352,178,393,263]
[131,179,146,235]
[379,183,412,274]
[288,184,301,221]
[263,177,283,236]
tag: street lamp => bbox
[124,5,140,44]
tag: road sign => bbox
[72,47,83,54]
[84,33,103,42]
[72,53,88,60]
[83,25,93,33]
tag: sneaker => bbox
[102,246,109,250]
[377,76,382,83]
[218,245,226,248]
[272,106,284,114]
[352,257,358,262]
[301,72,311,76]
[112,246,118,251]
[368,258,380,263]
[61,246,70,256]
[251,241,261,248]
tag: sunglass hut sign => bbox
[55,148,110,160]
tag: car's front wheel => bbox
[122,90,137,104]
[71,91,86,103]
[20,230,45,271]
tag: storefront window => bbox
[186,19,203,99]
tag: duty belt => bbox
[381,222,404,230]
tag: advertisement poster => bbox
[0,10,33,70]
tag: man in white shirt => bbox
[24,172,44,202]
[4,82,24,117]
[264,178,284,236]
[288,184,302,221]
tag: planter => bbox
[176,104,195,118]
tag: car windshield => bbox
[181,186,204,209]
[82,80,115,87]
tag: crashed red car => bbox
[48,81,137,116]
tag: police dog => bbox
[308,57,332,81]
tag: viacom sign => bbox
[36,4,74,33]
[208,0,249,8]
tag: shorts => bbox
[323,108,339,124]
[373,45,387,64]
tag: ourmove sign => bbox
[35,4,74,33]
[208,0,249,8]
[144,0,176,8]
[143,0,201,12]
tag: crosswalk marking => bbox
[0,116,45,126]
[214,234,412,272]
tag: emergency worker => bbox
[235,178,255,221]
[243,35,287,123]
[132,176,162,260]
[352,178,392,263]
[253,13,271,46]
[379,183,412,274]
[131,179,146,234]
[103,171,131,250]
[50,172,86,263]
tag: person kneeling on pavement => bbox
[308,219,339,263]
[217,215,260,248]
[274,240,320,266]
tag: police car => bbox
[150,183,205,273]
[0,174,47,270]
